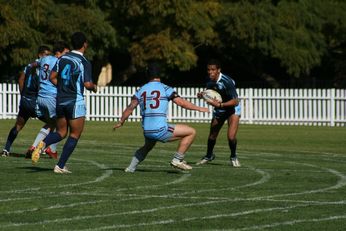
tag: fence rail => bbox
[1,84,345,126]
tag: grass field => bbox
[0,119,346,231]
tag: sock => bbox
[127,149,149,170]
[45,132,62,147]
[49,142,58,152]
[4,127,18,151]
[229,139,237,159]
[206,139,216,159]
[173,152,184,162]
[32,127,50,147]
[57,136,78,169]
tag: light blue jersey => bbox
[134,81,176,139]
[38,55,58,98]
[36,55,58,121]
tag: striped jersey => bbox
[134,81,176,133]
[52,51,93,104]
[206,73,238,102]
[21,63,39,99]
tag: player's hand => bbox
[207,99,221,108]
[93,84,98,93]
[199,107,210,113]
[113,122,123,130]
[197,92,203,99]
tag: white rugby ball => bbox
[201,89,222,103]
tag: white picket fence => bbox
[0,83,345,126]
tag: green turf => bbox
[0,119,345,231]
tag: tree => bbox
[101,0,221,84]
[0,0,117,82]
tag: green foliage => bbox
[0,0,345,86]
[0,0,116,69]
[221,0,326,78]
[111,0,221,70]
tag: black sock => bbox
[4,127,18,151]
[206,139,216,158]
[228,139,237,159]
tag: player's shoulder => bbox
[220,73,236,85]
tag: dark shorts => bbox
[56,102,86,120]
[18,97,37,120]
[213,108,236,121]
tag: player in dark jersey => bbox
[2,46,51,157]
[196,59,241,167]
[31,32,97,173]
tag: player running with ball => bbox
[196,59,241,167]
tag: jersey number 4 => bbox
[61,64,71,85]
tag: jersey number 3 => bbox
[141,90,160,109]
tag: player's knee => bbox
[190,127,196,138]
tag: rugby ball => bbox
[201,89,222,103]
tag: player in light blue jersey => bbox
[113,62,209,172]
[31,32,97,174]
[27,41,70,160]
[196,59,241,167]
[2,46,51,157]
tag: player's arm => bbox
[172,94,209,113]
[219,98,239,108]
[50,70,58,86]
[113,96,139,130]
[84,81,97,93]
[18,72,25,93]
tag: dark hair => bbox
[207,59,221,69]
[71,32,87,50]
[147,61,161,79]
[37,45,51,55]
[53,41,69,54]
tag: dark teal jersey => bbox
[206,73,238,102]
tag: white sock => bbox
[32,128,50,147]
[173,152,184,162]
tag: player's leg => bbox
[55,117,84,172]
[2,115,28,156]
[125,138,156,173]
[228,114,240,167]
[31,116,67,164]
[26,124,50,158]
[168,124,195,170]
[196,117,225,165]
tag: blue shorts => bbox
[144,124,175,143]
[36,96,56,121]
[56,101,86,119]
[18,96,37,120]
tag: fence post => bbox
[248,88,253,124]
[330,88,335,127]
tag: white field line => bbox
[2,168,346,229]
[1,151,346,229]
[219,215,346,231]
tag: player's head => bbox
[147,61,162,80]
[207,59,221,69]
[71,32,87,50]
[207,59,221,81]
[37,45,51,58]
[53,41,70,58]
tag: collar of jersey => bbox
[71,50,84,56]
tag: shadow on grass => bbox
[107,167,188,174]
[17,166,53,172]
